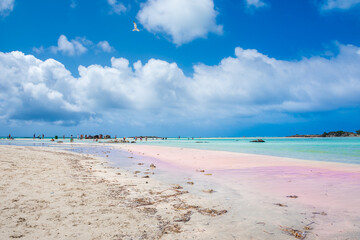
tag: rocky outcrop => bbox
[288,130,359,138]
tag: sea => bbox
[136,137,360,164]
[1,137,360,164]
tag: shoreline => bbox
[3,136,360,140]
[0,145,232,239]
[1,143,360,239]
[3,137,360,166]
[111,143,360,238]
[114,143,360,172]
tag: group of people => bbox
[29,134,171,143]
[33,134,45,139]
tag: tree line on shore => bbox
[289,130,360,137]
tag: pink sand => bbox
[119,144,360,210]
[112,144,360,238]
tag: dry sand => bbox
[2,143,360,239]
[0,145,229,239]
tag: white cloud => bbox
[0,0,14,16]
[40,35,114,56]
[107,0,126,14]
[50,35,88,56]
[137,0,223,45]
[1,44,360,127]
[97,41,114,52]
[0,51,86,124]
[32,46,44,54]
[245,0,266,8]
[320,0,360,10]
[190,45,360,117]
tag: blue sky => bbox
[0,0,360,137]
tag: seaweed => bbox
[279,226,306,239]
[172,202,227,217]
[202,189,214,193]
[274,203,288,207]
[312,211,327,216]
[286,195,299,199]
[161,223,182,234]
[131,197,154,207]
[198,208,227,216]
[172,184,183,190]
[173,211,192,222]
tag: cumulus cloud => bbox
[50,35,88,56]
[36,35,114,56]
[320,0,360,10]
[245,0,267,8]
[0,51,88,124]
[107,0,126,14]
[137,0,223,45]
[0,0,14,16]
[1,44,360,127]
[97,41,114,52]
[191,45,360,117]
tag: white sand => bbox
[2,144,359,239]
[0,145,229,239]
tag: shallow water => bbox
[2,137,360,164]
[2,137,360,165]
[135,137,360,164]
[1,138,360,238]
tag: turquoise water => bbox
[1,137,360,164]
[136,137,360,164]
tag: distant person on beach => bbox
[51,138,54,142]
[33,134,35,139]
[70,135,74,143]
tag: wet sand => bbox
[0,145,229,239]
[1,143,360,239]
[111,143,360,239]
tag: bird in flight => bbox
[132,21,140,32]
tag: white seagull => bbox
[132,21,140,32]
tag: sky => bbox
[0,0,360,137]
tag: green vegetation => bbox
[322,131,356,137]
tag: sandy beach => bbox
[0,145,230,239]
[1,143,360,239]
[113,143,360,239]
